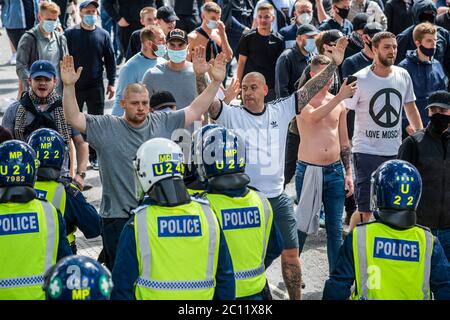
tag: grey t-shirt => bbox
[85,111,186,219]
[141,62,198,110]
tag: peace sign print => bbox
[369,88,403,128]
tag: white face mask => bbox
[297,13,313,25]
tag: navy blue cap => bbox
[79,0,99,10]
[30,60,57,79]
[426,90,450,110]
[157,6,179,22]
[297,24,319,36]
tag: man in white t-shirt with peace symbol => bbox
[345,31,423,231]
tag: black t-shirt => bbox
[237,29,285,89]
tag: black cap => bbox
[296,24,319,36]
[166,28,188,43]
[322,29,344,45]
[79,0,99,10]
[426,90,450,110]
[157,6,179,23]
[150,91,177,110]
[363,22,384,37]
[352,13,369,31]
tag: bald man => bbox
[206,37,349,300]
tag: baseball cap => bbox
[79,0,99,10]
[297,24,319,36]
[166,28,188,43]
[426,91,450,110]
[352,13,369,31]
[321,29,344,45]
[150,91,177,110]
[363,22,384,37]
[30,60,57,79]
[157,6,179,23]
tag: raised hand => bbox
[210,52,227,84]
[223,77,240,104]
[337,78,357,100]
[325,36,348,66]
[192,46,210,75]
[60,55,82,86]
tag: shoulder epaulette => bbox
[191,193,209,205]
[132,204,149,215]
[415,224,432,233]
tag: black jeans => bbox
[284,131,300,188]
[6,29,27,50]
[100,217,131,271]
[76,85,105,161]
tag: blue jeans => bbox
[295,160,345,273]
[101,8,120,57]
[431,228,450,263]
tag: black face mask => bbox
[430,113,450,133]
[418,12,436,24]
[419,45,436,58]
[336,7,350,20]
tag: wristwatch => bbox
[76,171,86,179]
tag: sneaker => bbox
[91,159,99,170]
[9,53,16,65]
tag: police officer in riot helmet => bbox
[184,123,220,193]
[27,128,101,254]
[110,138,235,300]
[0,140,71,299]
[323,160,450,300]
[43,255,113,300]
[197,126,283,299]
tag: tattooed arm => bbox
[196,74,208,95]
[339,106,354,197]
[296,62,338,113]
[296,37,349,114]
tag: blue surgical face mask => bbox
[42,20,57,33]
[206,19,218,29]
[82,14,97,26]
[304,38,316,53]
[154,44,167,57]
[167,48,187,63]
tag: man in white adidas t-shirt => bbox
[345,32,423,231]
[207,37,349,300]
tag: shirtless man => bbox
[295,54,356,274]
[187,2,233,63]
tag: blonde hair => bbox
[140,6,157,19]
[201,2,221,14]
[413,22,437,43]
[39,1,61,15]
[123,83,149,100]
[257,3,275,13]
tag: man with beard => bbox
[345,32,423,231]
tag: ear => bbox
[28,78,32,86]
[263,84,269,96]
[120,99,126,109]
[414,39,421,48]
